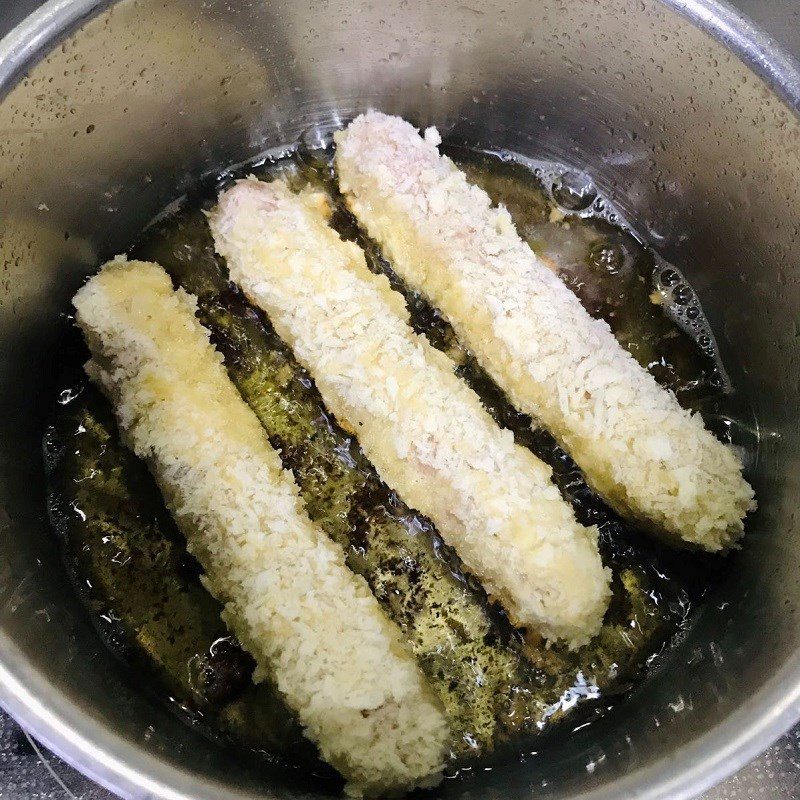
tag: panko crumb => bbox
[210,178,611,648]
[335,110,755,551]
[73,259,448,797]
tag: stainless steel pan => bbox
[1,1,799,798]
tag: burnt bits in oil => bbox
[44,138,741,779]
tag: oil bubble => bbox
[587,240,628,277]
[551,171,598,212]
[672,284,693,305]
[58,386,83,405]
[296,121,343,168]
[659,269,678,286]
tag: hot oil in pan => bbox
[43,139,755,785]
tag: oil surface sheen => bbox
[43,140,743,784]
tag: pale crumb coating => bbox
[334,110,755,552]
[210,179,611,648]
[73,258,448,797]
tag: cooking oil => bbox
[43,138,749,785]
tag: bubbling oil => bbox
[43,136,751,789]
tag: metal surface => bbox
[4,708,800,800]
[1,1,800,799]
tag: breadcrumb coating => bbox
[334,111,755,551]
[210,179,611,648]
[73,259,448,797]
